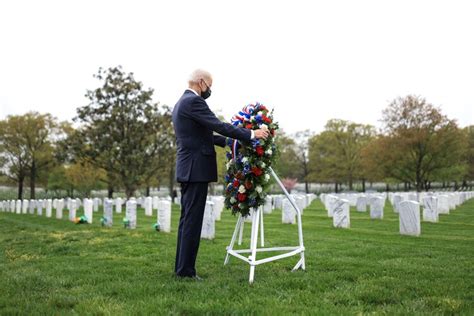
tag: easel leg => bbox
[249,208,260,284]
[225,215,243,265]
[259,207,265,247]
[238,218,245,245]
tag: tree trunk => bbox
[305,180,309,194]
[30,161,36,199]
[362,179,366,192]
[454,181,458,191]
[125,186,135,199]
[17,176,24,200]
[386,183,389,192]
[335,182,338,193]
[145,186,150,197]
[169,165,175,203]
[348,177,353,191]
[108,185,114,199]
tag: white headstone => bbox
[263,195,273,214]
[144,196,153,216]
[55,199,64,219]
[201,201,215,239]
[282,198,296,224]
[37,199,44,216]
[69,200,77,221]
[83,198,93,223]
[370,197,384,219]
[437,195,450,214]
[422,196,438,223]
[29,200,36,214]
[21,200,28,214]
[325,194,338,217]
[103,199,113,227]
[125,200,137,229]
[115,198,123,214]
[157,200,171,232]
[273,195,284,209]
[15,200,21,214]
[333,198,350,228]
[93,198,100,212]
[295,196,306,215]
[399,200,421,236]
[45,199,52,218]
[392,194,403,213]
[356,195,367,212]
[211,196,225,221]
[152,196,159,210]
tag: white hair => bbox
[188,69,212,84]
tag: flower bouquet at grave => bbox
[224,102,279,217]
[122,217,130,228]
[100,216,108,227]
[74,215,88,224]
[153,221,161,232]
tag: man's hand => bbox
[254,128,269,140]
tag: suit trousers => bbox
[175,182,208,277]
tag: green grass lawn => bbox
[1,198,473,315]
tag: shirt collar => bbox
[187,88,199,96]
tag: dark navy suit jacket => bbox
[172,90,251,183]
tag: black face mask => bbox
[201,87,211,99]
[201,81,212,99]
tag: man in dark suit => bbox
[172,69,269,279]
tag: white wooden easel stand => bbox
[224,167,305,284]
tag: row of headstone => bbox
[318,191,474,236]
[0,196,174,232]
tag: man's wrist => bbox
[250,130,255,140]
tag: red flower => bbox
[235,171,244,179]
[262,115,271,124]
[246,123,253,129]
[244,180,253,190]
[270,129,275,136]
[259,105,267,111]
[237,193,247,202]
[255,146,264,156]
[252,167,263,176]
[233,179,240,188]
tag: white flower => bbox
[266,149,273,155]
[230,197,237,203]
[242,157,248,163]
[226,161,232,170]
[258,111,263,116]
[260,124,268,131]
[256,185,263,194]
[260,162,266,168]
[238,185,246,194]
[264,174,270,182]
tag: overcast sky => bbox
[0,0,472,134]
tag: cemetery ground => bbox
[1,199,473,315]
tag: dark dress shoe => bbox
[192,275,204,281]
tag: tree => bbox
[464,126,474,189]
[0,112,61,199]
[273,130,299,179]
[380,95,468,191]
[70,66,172,198]
[308,119,375,191]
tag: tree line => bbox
[1,66,472,200]
[274,96,473,193]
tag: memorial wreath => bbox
[224,102,279,217]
